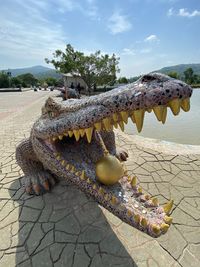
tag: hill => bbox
[154,63,200,77]
[1,65,62,79]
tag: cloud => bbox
[121,48,135,55]
[140,48,152,54]
[168,7,200,18]
[0,0,67,67]
[178,8,200,18]
[144,35,159,42]
[57,0,99,20]
[108,12,132,34]
[167,8,174,17]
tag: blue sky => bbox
[0,0,200,77]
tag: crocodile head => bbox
[32,73,192,237]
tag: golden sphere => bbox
[95,154,124,185]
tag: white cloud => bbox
[108,12,132,34]
[122,48,135,55]
[178,8,200,18]
[0,0,67,68]
[144,35,159,42]
[57,0,99,20]
[140,48,152,54]
[167,8,174,17]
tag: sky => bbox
[0,0,200,77]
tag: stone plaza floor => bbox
[0,91,200,267]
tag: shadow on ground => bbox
[9,178,137,267]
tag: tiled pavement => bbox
[0,91,200,267]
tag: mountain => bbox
[1,65,62,79]
[154,63,200,77]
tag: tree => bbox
[0,72,10,88]
[45,44,120,91]
[184,68,194,84]
[11,77,22,87]
[129,76,141,83]
[168,71,179,79]
[43,77,57,86]
[17,73,38,87]
[118,77,128,84]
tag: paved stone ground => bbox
[0,91,200,267]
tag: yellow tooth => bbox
[68,130,73,137]
[134,214,140,223]
[80,170,85,180]
[138,187,142,194]
[85,127,93,143]
[104,194,109,201]
[130,113,135,123]
[113,122,118,129]
[79,129,85,137]
[112,113,118,122]
[61,160,66,166]
[181,98,190,112]
[163,200,174,215]
[111,196,118,205]
[164,215,173,225]
[127,176,131,182]
[162,106,167,124]
[161,223,169,233]
[86,178,91,184]
[151,197,159,206]
[58,135,63,140]
[118,121,124,131]
[153,106,164,121]
[52,137,57,141]
[71,165,75,173]
[75,171,81,176]
[131,176,137,187]
[98,187,105,195]
[141,218,148,227]
[94,122,102,131]
[103,117,112,131]
[127,210,132,217]
[92,184,97,190]
[56,155,61,160]
[73,129,80,141]
[152,224,160,235]
[145,194,150,200]
[169,99,180,115]
[133,109,144,132]
[66,164,71,170]
[120,111,129,124]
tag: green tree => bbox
[43,77,57,86]
[45,44,120,91]
[168,71,179,79]
[118,77,128,84]
[0,72,10,88]
[11,77,22,87]
[184,68,194,84]
[129,76,141,83]
[17,73,38,87]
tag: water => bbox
[125,89,200,145]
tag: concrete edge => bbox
[117,130,200,155]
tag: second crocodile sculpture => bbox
[16,73,192,237]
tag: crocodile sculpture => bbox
[16,73,192,237]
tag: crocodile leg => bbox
[16,138,56,195]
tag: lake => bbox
[125,89,200,145]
